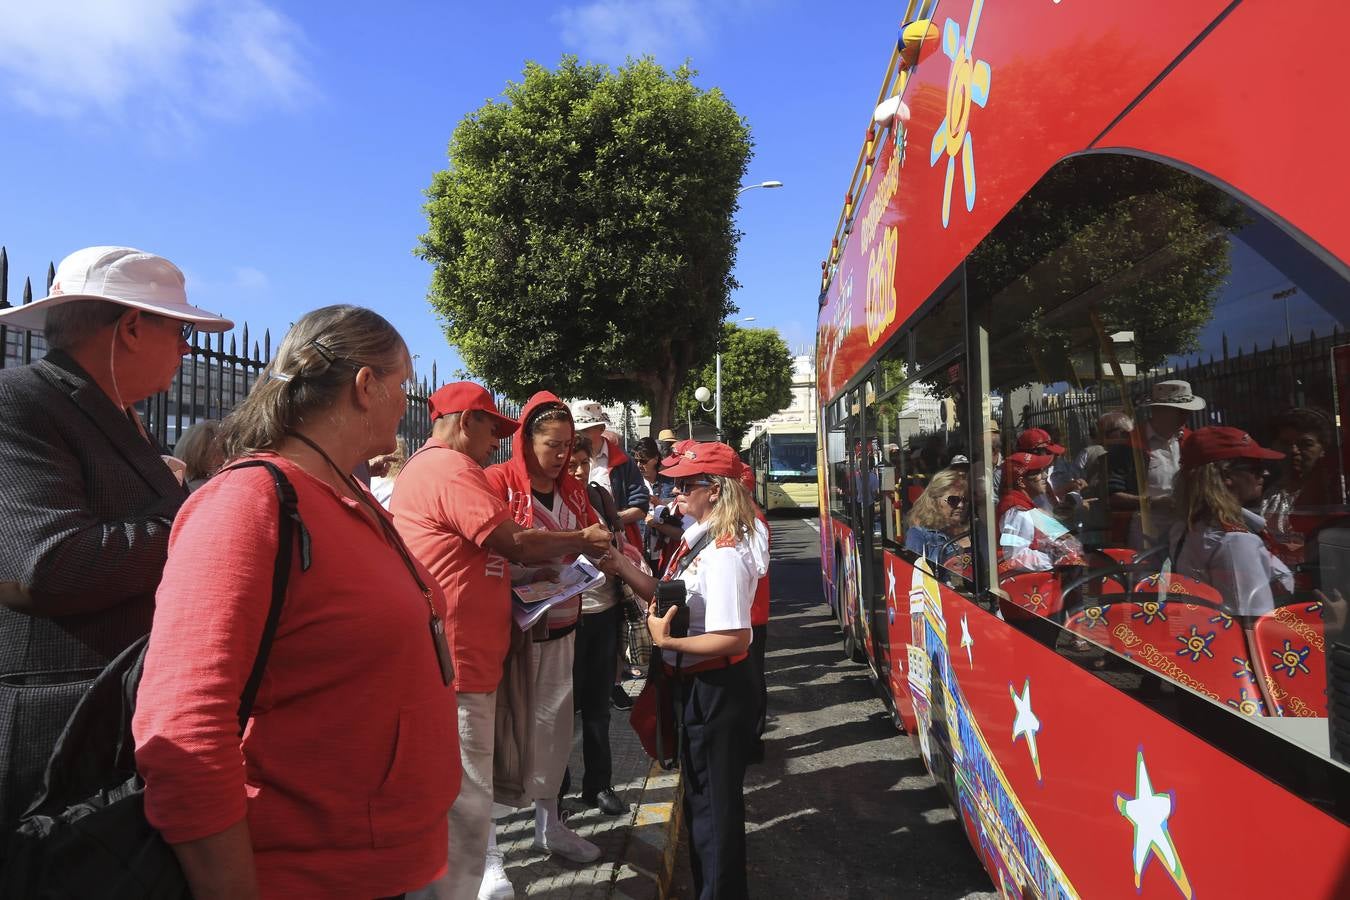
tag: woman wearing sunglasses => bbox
[904,467,970,572]
[602,441,763,900]
[1169,426,1292,619]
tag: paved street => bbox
[673,515,998,899]
[492,514,998,899]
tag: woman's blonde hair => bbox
[907,468,967,531]
[706,475,759,544]
[173,419,223,482]
[1174,461,1245,531]
[220,305,406,460]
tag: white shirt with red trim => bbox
[661,519,756,668]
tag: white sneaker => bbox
[533,822,601,863]
[478,849,514,900]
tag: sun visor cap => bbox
[662,442,742,479]
[428,381,519,433]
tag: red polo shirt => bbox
[134,456,459,899]
[392,439,513,693]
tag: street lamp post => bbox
[738,180,783,196]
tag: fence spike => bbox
[0,246,8,307]
[46,262,55,292]
[264,329,271,359]
[253,340,260,359]
[229,334,236,357]
[431,361,438,387]
[242,323,249,350]
[22,277,32,304]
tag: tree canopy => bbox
[418,56,752,430]
[676,324,794,449]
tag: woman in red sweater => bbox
[133,305,460,899]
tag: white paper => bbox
[512,557,606,630]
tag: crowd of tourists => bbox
[0,246,773,899]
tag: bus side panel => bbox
[1092,0,1350,267]
[882,550,919,735]
[895,553,1350,899]
[817,0,1235,405]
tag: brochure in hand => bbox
[512,557,606,630]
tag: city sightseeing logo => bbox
[928,0,993,228]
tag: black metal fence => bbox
[0,246,519,463]
[1016,327,1346,450]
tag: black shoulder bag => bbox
[1,460,311,898]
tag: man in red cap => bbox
[393,383,610,900]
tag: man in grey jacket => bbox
[0,246,233,828]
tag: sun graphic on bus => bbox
[1207,609,1234,630]
[928,0,992,228]
[1079,604,1108,630]
[1271,640,1312,677]
[1131,599,1167,626]
[1231,655,1255,680]
[1226,688,1265,717]
[1174,627,1216,663]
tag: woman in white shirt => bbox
[607,441,759,900]
[1169,426,1292,619]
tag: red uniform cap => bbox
[1016,428,1065,456]
[427,382,519,434]
[661,439,698,468]
[736,459,755,492]
[1002,451,1055,483]
[1181,426,1283,469]
[662,442,742,479]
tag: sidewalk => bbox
[493,678,683,899]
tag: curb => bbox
[608,760,683,899]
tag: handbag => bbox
[630,656,679,769]
[1,460,310,898]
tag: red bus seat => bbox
[1252,600,1328,718]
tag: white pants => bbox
[411,690,497,900]
[526,632,575,800]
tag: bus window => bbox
[827,405,848,520]
[966,153,1349,763]
[882,351,973,589]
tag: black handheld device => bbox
[653,580,690,638]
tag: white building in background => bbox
[741,353,817,449]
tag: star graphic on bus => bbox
[1115,750,1193,899]
[1270,640,1312,678]
[928,0,992,228]
[1009,678,1042,782]
[959,613,974,667]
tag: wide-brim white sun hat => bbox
[0,246,234,334]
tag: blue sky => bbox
[0,0,899,386]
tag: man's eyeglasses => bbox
[674,479,714,493]
[944,495,967,509]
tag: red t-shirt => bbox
[392,440,513,693]
[134,455,460,899]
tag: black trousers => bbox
[748,623,769,742]
[572,603,622,795]
[677,658,755,900]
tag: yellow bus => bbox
[747,424,818,512]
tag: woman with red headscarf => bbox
[485,392,603,870]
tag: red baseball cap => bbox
[1016,428,1065,455]
[736,459,755,492]
[1002,451,1054,483]
[1181,426,1283,469]
[661,439,698,468]
[427,382,519,434]
[662,442,742,479]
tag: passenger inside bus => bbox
[903,467,970,573]
[996,452,1084,573]
[1167,426,1293,619]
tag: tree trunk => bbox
[648,369,678,438]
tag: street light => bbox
[737,180,783,195]
[702,315,757,440]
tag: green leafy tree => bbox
[676,324,794,449]
[418,56,752,429]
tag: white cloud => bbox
[232,266,269,291]
[555,0,710,63]
[0,0,314,140]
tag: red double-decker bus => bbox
[816,1,1350,895]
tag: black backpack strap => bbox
[219,460,312,736]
